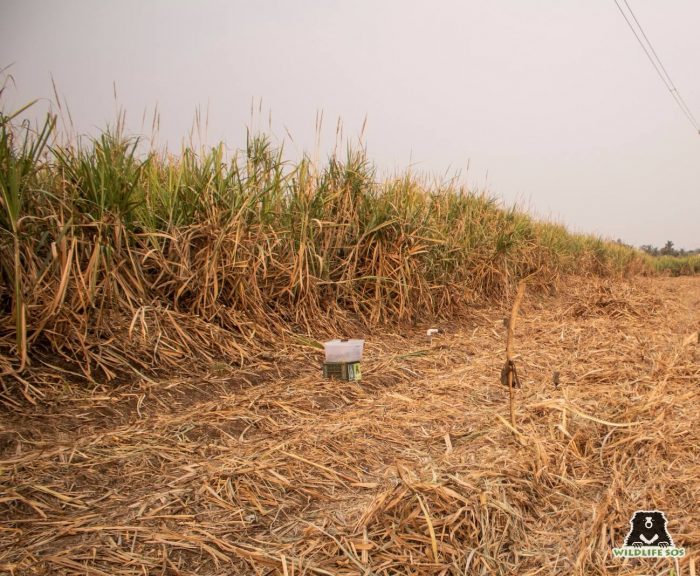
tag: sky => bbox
[1,0,699,249]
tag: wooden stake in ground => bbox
[503,281,526,434]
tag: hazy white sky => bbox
[2,0,699,248]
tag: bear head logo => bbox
[623,510,674,547]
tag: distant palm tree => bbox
[660,240,676,256]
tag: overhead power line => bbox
[612,0,700,134]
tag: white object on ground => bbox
[324,339,364,363]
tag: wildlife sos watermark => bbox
[612,510,686,558]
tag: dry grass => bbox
[1,275,698,575]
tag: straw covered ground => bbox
[1,275,699,576]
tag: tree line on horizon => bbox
[638,241,700,257]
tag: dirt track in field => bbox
[1,276,699,575]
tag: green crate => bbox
[323,362,362,381]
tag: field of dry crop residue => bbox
[1,276,699,575]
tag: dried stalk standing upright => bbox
[506,281,526,433]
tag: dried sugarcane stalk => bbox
[505,280,526,435]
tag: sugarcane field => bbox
[2,2,700,575]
